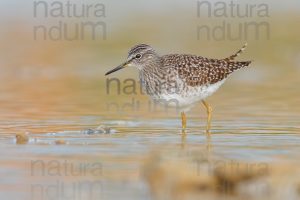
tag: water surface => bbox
[0,69,299,200]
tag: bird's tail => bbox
[224,43,252,72]
[225,43,248,61]
[227,60,252,73]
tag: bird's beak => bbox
[105,59,132,76]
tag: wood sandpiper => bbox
[105,44,251,133]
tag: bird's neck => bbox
[139,57,165,88]
[140,57,163,75]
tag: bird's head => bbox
[105,44,160,76]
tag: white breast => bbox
[154,79,226,109]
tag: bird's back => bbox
[162,44,251,87]
[162,54,251,87]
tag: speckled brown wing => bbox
[162,54,251,86]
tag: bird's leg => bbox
[181,112,187,131]
[201,100,212,133]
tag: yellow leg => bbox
[181,112,187,131]
[201,100,212,133]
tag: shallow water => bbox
[0,69,300,200]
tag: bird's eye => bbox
[135,54,141,59]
